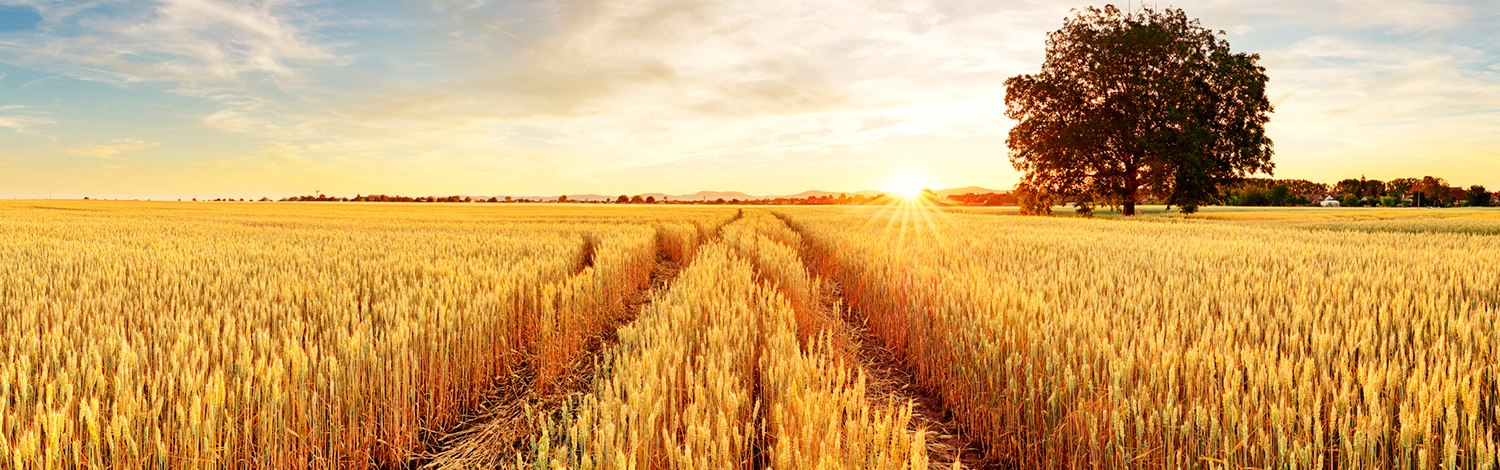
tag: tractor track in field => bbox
[409,236,685,470]
[838,300,994,470]
[772,212,996,470]
[411,211,740,469]
[410,208,997,469]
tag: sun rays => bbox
[878,168,943,200]
[859,172,963,264]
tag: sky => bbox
[0,0,1496,200]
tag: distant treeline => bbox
[285,194,479,202]
[281,193,898,205]
[1221,176,1492,207]
[273,176,1494,209]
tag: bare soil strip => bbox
[774,213,995,470]
[836,298,993,469]
[411,241,684,469]
[573,234,597,275]
[414,211,739,469]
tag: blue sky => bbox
[0,0,1496,199]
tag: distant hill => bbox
[454,194,614,201]
[774,190,885,199]
[934,186,1008,197]
[633,191,758,201]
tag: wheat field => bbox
[2,200,1496,469]
[0,201,729,468]
[782,204,1500,469]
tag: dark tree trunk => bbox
[1124,162,1139,216]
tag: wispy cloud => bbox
[63,139,160,161]
[286,0,1061,181]
[95,0,332,83]
[0,115,54,130]
[0,105,57,135]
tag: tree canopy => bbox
[1411,176,1452,206]
[1336,177,1388,199]
[1334,178,1363,196]
[1386,178,1419,197]
[1005,5,1274,215]
[1238,178,1326,196]
[1465,185,1492,207]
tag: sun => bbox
[879,169,941,199]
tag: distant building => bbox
[1319,195,1340,207]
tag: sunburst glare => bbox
[861,168,961,264]
[879,169,942,199]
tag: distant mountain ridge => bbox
[641,191,759,202]
[934,186,1007,197]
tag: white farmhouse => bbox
[1319,196,1340,207]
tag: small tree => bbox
[630,195,645,204]
[616,195,629,204]
[1267,184,1290,206]
[1016,182,1051,215]
[646,196,656,204]
[558,195,569,203]
[1074,200,1095,217]
[1227,184,1268,206]
[985,193,1018,206]
[1465,185,1491,207]
[1340,194,1359,207]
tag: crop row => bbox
[0,202,734,468]
[783,206,1500,469]
[531,210,929,469]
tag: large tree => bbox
[1005,5,1274,215]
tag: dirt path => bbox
[412,242,684,469]
[836,296,993,469]
[774,212,995,470]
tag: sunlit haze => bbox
[1,0,1496,199]
[880,168,943,199]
